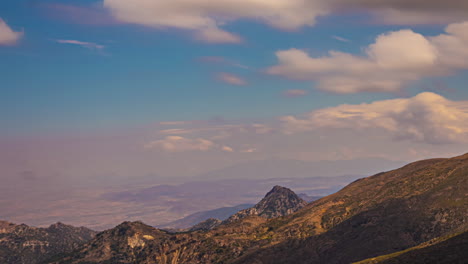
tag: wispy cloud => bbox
[217,72,247,86]
[332,35,350,42]
[199,56,250,70]
[56,39,105,50]
[283,89,308,97]
[0,18,23,46]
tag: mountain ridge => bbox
[9,153,468,263]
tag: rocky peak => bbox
[224,186,307,223]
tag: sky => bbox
[1,0,468,186]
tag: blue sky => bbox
[1,0,468,185]
[2,0,468,228]
[2,0,467,136]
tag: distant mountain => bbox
[224,185,307,224]
[44,153,468,263]
[158,203,253,230]
[0,221,96,264]
[189,218,223,232]
[196,158,405,180]
[298,193,321,202]
[101,175,357,230]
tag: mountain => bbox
[158,203,253,230]
[233,154,468,264]
[186,186,307,232]
[223,185,307,223]
[0,221,96,264]
[47,153,468,263]
[298,193,321,202]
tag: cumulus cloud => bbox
[145,136,236,153]
[281,92,468,144]
[103,0,328,43]
[145,136,215,152]
[56,39,105,50]
[101,0,468,44]
[267,21,468,93]
[0,19,22,45]
[218,72,247,85]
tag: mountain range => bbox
[1,153,467,263]
[0,221,96,264]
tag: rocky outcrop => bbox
[223,185,307,224]
[0,221,96,264]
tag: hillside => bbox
[355,231,468,264]
[0,221,96,264]
[49,153,468,263]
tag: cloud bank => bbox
[101,0,468,43]
[0,19,22,45]
[281,92,468,144]
[267,21,468,93]
[103,0,328,43]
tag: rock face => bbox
[223,185,308,224]
[0,221,96,264]
[47,153,468,264]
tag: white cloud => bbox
[0,19,22,45]
[103,0,328,43]
[101,0,468,45]
[218,72,247,85]
[145,136,236,152]
[145,136,216,152]
[267,21,468,93]
[195,28,242,43]
[281,92,468,144]
[221,146,234,152]
[56,39,105,50]
[332,35,350,42]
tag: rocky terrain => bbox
[2,153,467,263]
[0,221,96,264]
[223,185,308,224]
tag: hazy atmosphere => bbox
[2,0,468,231]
